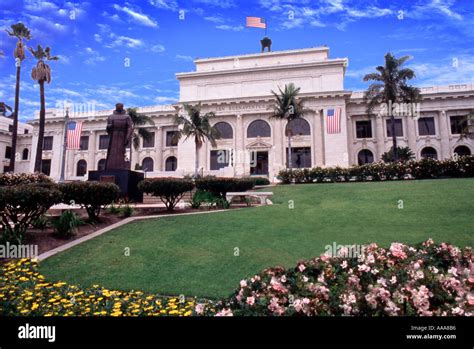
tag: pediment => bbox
[246,139,272,149]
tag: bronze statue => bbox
[261,37,272,52]
[105,103,133,170]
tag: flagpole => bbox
[59,107,69,182]
[265,18,267,36]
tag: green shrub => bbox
[382,146,415,163]
[120,204,134,218]
[195,177,255,199]
[250,177,271,186]
[31,215,50,231]
[0,184,62,244]
[0,172,53,186]
[138,178,194,211]
[107,204,121,215]
[277,156,474,184]
[52,210,83,238]
[59,181,120,221]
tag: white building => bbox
[4,47,474,181]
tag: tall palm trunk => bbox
[10,64,21,172]
[390,114,398,162]
[195,143,200,177]
[288,134,292,170]
[34,81,45,172]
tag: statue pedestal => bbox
[88,169,144,203]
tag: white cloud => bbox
[410,0,463,20]
[193,0,235,9]
[216,24,243,31]
[149,0,179,11]
[150,44,166,53]
[83,47,106,65]
[113,4,158,27]
[154,96,178,104]
[176,54,194,61]
[204,16,225,23]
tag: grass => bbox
[40,178,474,299]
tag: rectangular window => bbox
[5,146,12,159]
[418,117,436,136]
[142,132,155,148]
[43,136,53,151]
[98,135,109,150]
[286,147,311,168]
[8,125,13,132]
[450,115,467,134]
[210,150,231,170]
[166,131,179,147]
[41,159,51,176]
[386,119,403,137]
[80,136,89,150]
[24,129,29,134]
[355,120,372,138]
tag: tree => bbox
[29,45,59,172]
[270,83,306,170]
[382,146,415,163]
[6,23,31,172]
[364,53,420,162]
[174,103,220,177]
[126,108,155,170]
[0,102,13,117]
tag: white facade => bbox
[4,47,474,181]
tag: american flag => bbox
[326,108,341,134]
[246,16,266,29]
[66,121,83,149]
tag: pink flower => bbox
[216,308,233,316]
[240,280,247,288]
[298,264,306,272]
[246,296,255,306]
[389,242,407,259]
[195,303,205,315]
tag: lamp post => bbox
[59,106,69,182]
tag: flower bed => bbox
[277,156,474,184]
[0,259,197,316]
[208,240,473,316]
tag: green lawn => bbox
[40,179,474,299]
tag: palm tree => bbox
[6,22,31,172]
[174,103,220,177]
[29,45,59,172]
[0,102,13,117]
[363,53,420,162]
[126,107,155,170]
[270,83,306,170]
[382,146,415,163]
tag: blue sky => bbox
[0,0,473,122]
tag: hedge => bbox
[59,181,120,221]
[277,156,474,184]
[0,172,53,186]
[201,240,473,316]
[0,183,62,244]
[195,177,255,199]
[138,178,194,211]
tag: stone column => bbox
[375,115,385,159]
[234,114,245,176]
[88,130,96,171]
[313,109,325,166]
[156,127,163,171]
[438,110,451,159]
[406,116,417,154]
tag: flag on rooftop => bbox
[246,17,266,29]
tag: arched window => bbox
[454,145,471,156]
[358,149,374,165]
[165,156,177,171]
[22,148,29,160]
[247,120,271,138]
[142,157,154,172]
[76,159,87,176]
[214,122,233,139]
[286,118,311,136]
[97,159,106,171]
[421,147,438,160]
